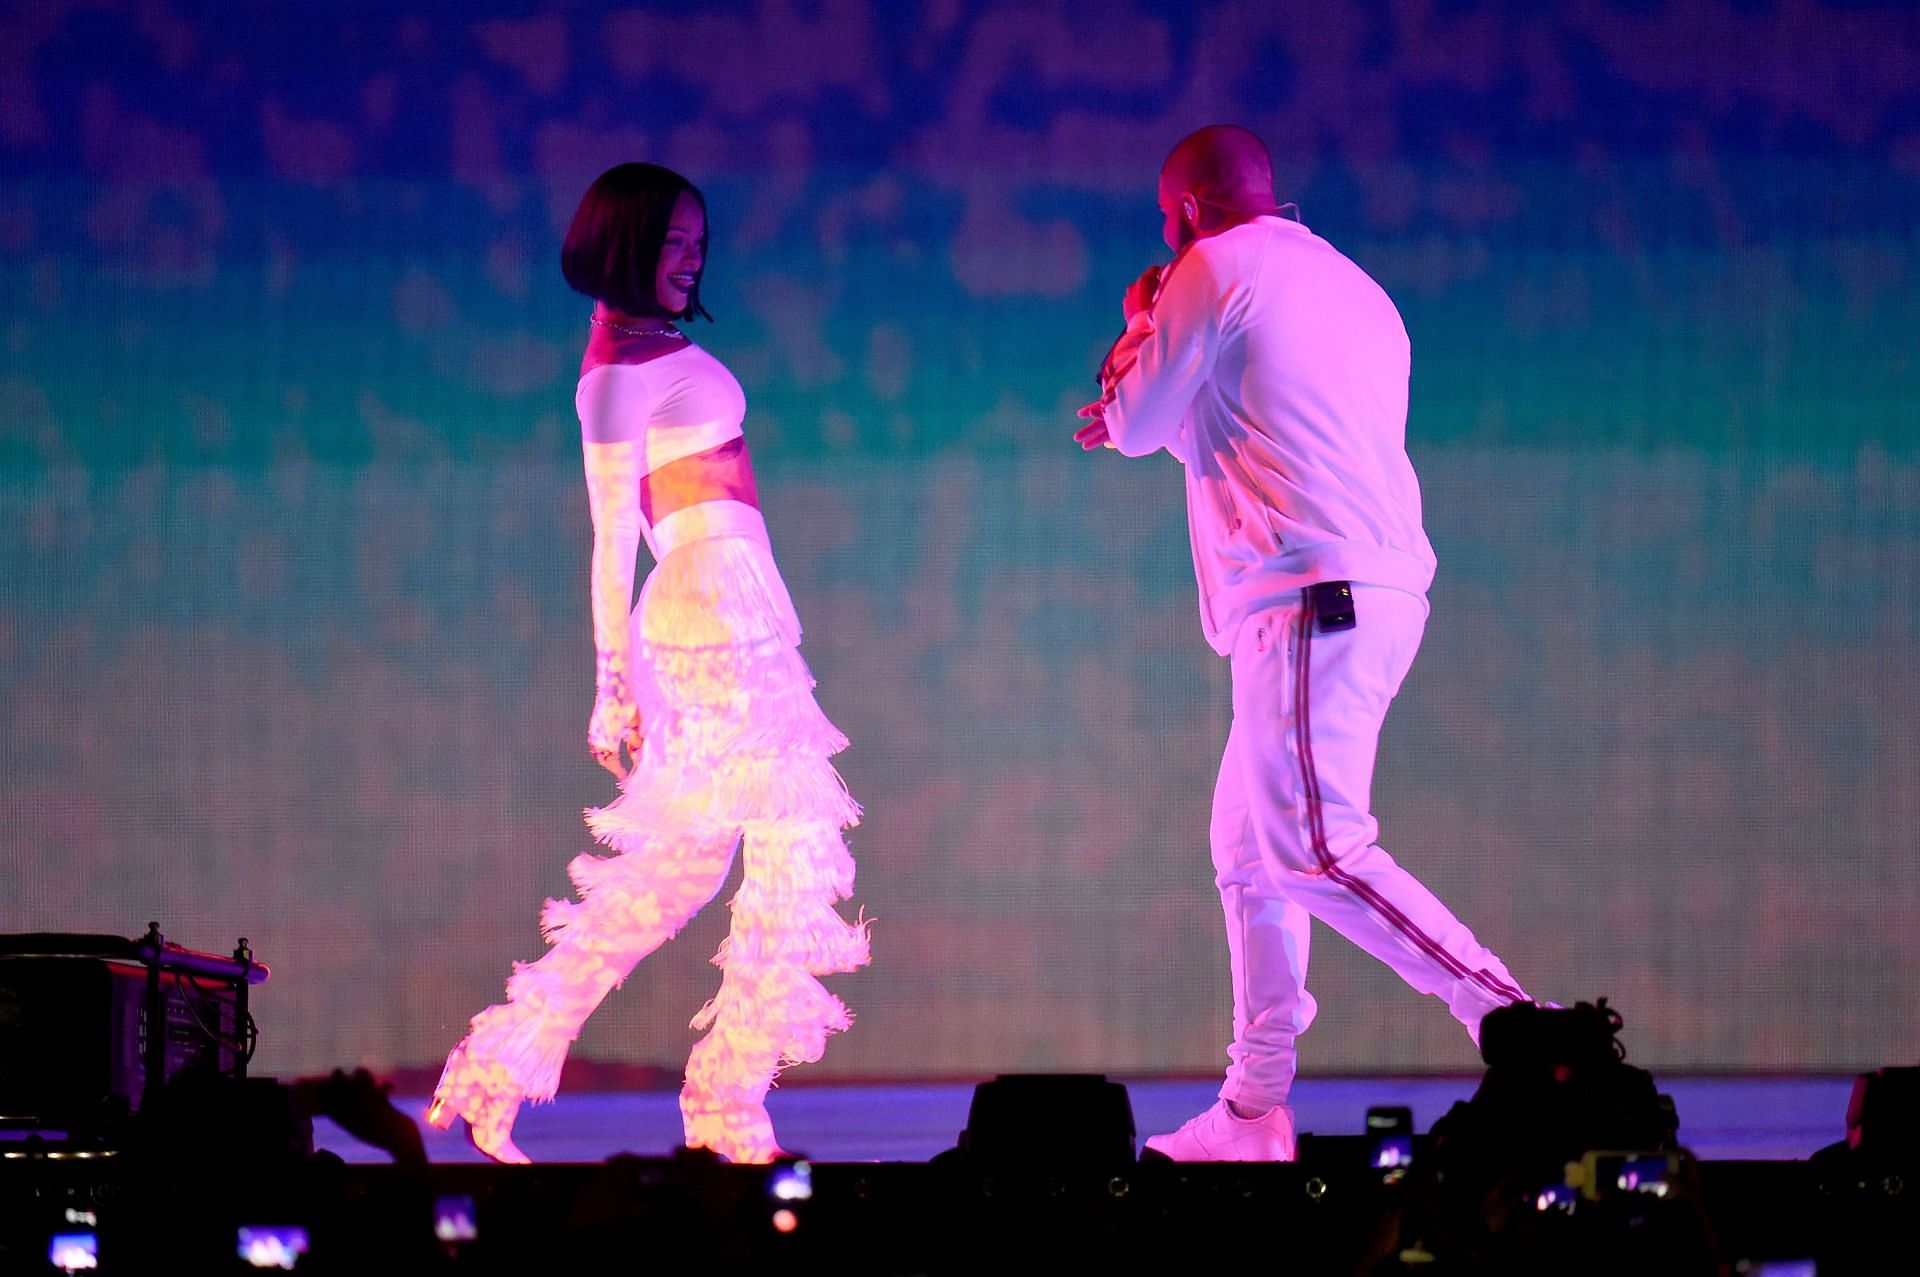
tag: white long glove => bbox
[582,438,646,776]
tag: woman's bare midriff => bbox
[641,435,759,523]
[582,328,761,524]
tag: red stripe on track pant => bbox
[1209,584,1529,1113]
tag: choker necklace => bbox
[591,315,688,340]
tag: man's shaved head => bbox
[1157,125,1281,249]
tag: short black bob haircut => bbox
[561,162,712,323]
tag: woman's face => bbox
[656,190,706,315]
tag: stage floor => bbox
[317,1075,1855,1165]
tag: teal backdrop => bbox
[2,0,1917,1081]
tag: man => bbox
[1076,125,1534,1161]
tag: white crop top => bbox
[577,343,754,740]
[575,343,746,471]
[573,338,804,798]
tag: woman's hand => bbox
[588,695,644,779]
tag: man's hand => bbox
[1074,399,1113,451]
[1122,264,1163,322]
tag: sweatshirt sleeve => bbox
[1100,247,1223,457]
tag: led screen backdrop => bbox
[2,1,1917,1081]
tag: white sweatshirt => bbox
[1101,214,1438,656]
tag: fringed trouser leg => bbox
[442,511,868,1164]
[454,828,740,1108]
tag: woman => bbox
[427,163,870,1165]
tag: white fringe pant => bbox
[1213,584,1528,1111]
[455,501,869,1140]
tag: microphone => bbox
[1089,201,1296,425]
[1094,259,1171,390]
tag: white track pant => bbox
[1212,584,1529,1111]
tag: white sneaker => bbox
[1143,1099,1297,1162]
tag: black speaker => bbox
[955,1073,1137,1166]
[1846,1066,1920,1155]
[0,925,267,1132]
